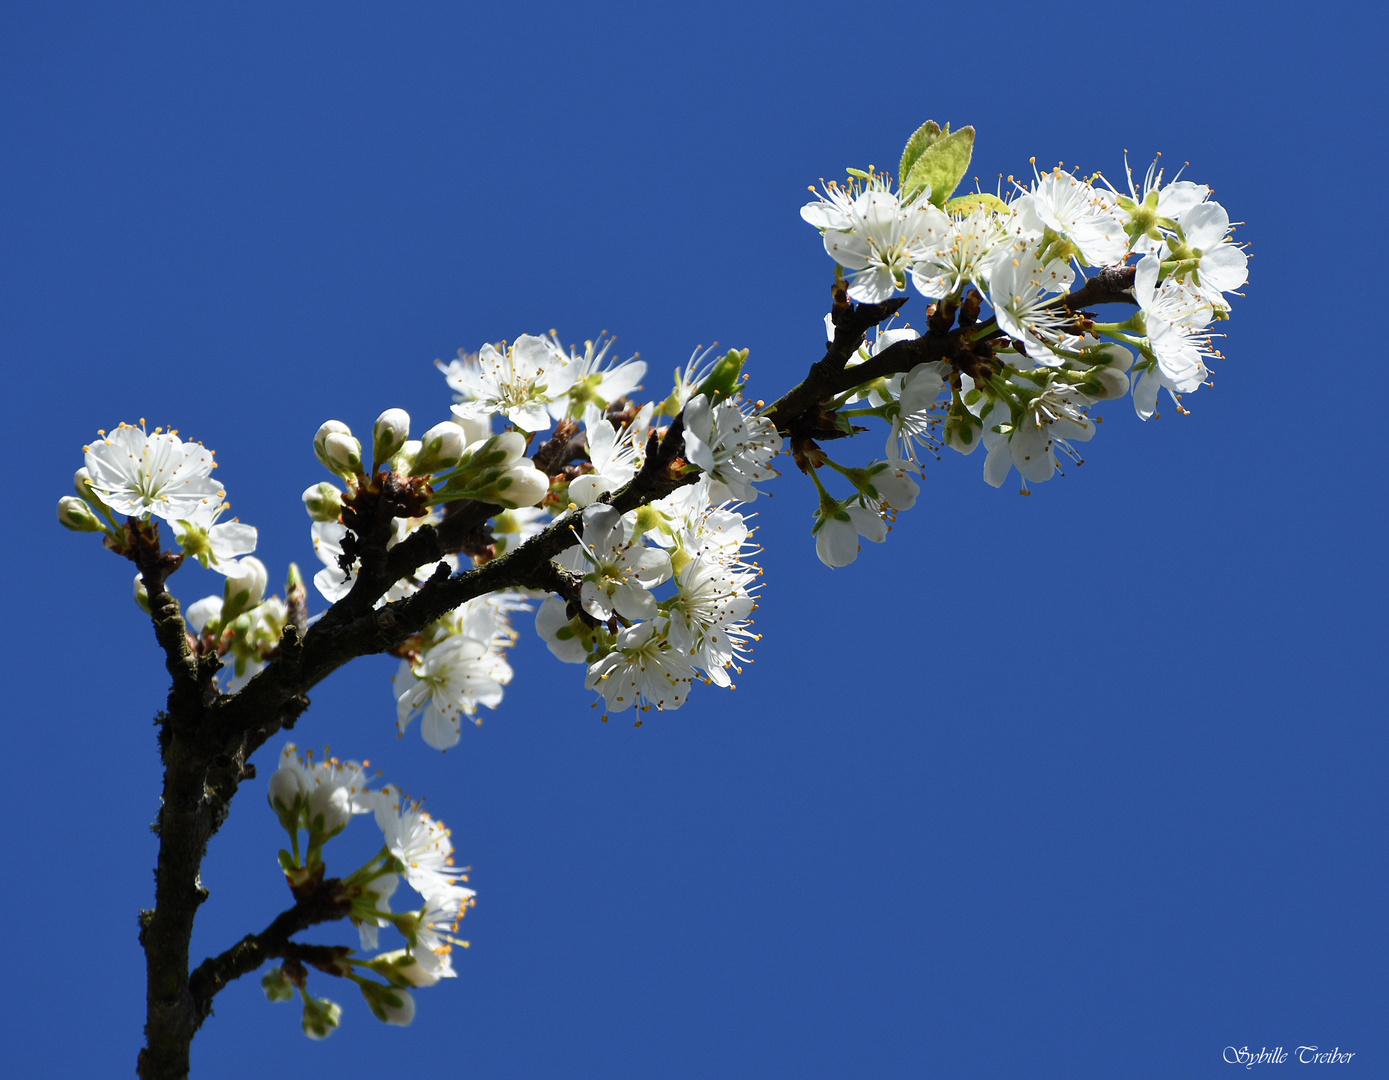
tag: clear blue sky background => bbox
[3,3,1384,1077]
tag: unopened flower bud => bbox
[1086,366,1130,401]
[372,408,411,467]
[58,495,104,532]
[313,420,352,469]
[411,422,466,475]
[492,430,527,465]
[301,995,342,1039]
[364,949,441,988]
[391,439,421,475]
[185,595,224,636]
[268,766,305,829]
[74,467,102,504]
[322,432,363,477]
[302,482,344,522]
[133,573,151,614]
[222,556,268,621]
[306,783,353,841]
[359,981,415,1026]
[497,461,549,507]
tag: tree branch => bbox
[136,269,1140,1076]
[188,880,354,1027]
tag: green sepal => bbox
[277,849,296,873]
[695,348,749,404]
[904,124,975,207]
[944,192,1006,216]
[899,121,942,192]
[262,966,296,1002]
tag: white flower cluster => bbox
[798,137,1246,564]
[263,744,476,1035]
[537,472,765,718]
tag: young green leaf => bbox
[944,191,1007,215]
[905,125,976,207]
[899,121,942,190]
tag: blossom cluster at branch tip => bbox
[797,122,1245,560]
[262,745,474,1034]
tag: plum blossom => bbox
[910,205,1010,299]
[547,333,647,418]
[987,246,1079,363]
[982,383,1095,489]
[1012,165,1129,267]
[802,180,951,303]
[171,500,258,575]
[668,555,759,687]
[83,422,224,522]
[567,404,646,507]
[681,393,781,503]
[393,624,515,751]
[569,504,672,622]
[444,334,580,433]
[585,619,697,714]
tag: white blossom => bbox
[445,334,580,433]
[802,180,951,303]
[987,246,1079,364]
[668,556,759,688]
[910,205,1010,299]
[546,333,647,418]
[171,500,258,576]
[681,393,781,503]
[1012,165,1129,267]
[394,633,513,751]
[585,619,696,714]
[567,404,646,507]
[272,743,379,840]
[373,793,474,905]
[982,383,1095,488]
[812,498,887,568]
[569,504,671,622]
[83,422,223,522]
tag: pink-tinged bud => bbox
[372,408,411,466]
[411,422,466,475]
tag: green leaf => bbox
[695,348,749,404]
[899,121,942,190]
[905,125,976,207]
[944,191,1006,216]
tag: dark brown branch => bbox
[188,880,354,1028]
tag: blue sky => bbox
[3,2,1385,1077]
